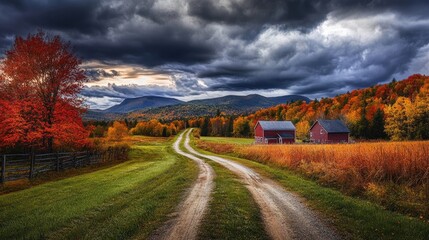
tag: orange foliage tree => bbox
[107,121,129,141]
[233,116,251,137]
[0,32,88,151]
[129,119,185,137]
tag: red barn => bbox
[309,119,350,143]
[254,121,296,144]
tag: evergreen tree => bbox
[162,126,167,137]
[201,117,210,136]
[355,109,370,139]
[370,108,387,139]
[276,106,283,120]
[226,116,234,137]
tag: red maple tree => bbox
[0,32,89,151]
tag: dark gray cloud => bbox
[81,81,200,99]
[0,0,429,109]
[85,69,120,81]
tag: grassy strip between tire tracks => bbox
[198,161,269,240]
[193,137,429,240]
[176,135,269,240]
[0,137,198,239]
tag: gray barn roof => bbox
[256,121,296,131]
[277,133,294,139]
[315,119,350,133]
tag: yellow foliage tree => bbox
[384,97,410,140]
[296,121,310,140]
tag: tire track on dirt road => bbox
[184,129,341,240]
[150,130,214,240]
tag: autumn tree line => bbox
[87,119,187,141]
[247,74,429,141]
[87,117,235,140]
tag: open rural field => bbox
[194,136,429,239]
[197,139,429,218]
[0,136,199,239]
[0,133,276,240]
[1,129,428,240]
[201,136,254,145]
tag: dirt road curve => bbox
[184,129,341,240]
[152,130,214,240]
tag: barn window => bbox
[310,132,312,137]
[320,129,324,134]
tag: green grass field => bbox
[0,134,268,240]
[201,136,254,145]
[4,133,426,240]
[195,137,429,240]
[0,137,198,239]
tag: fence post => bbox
[1,155,5,184]
[29,150,35,179]
[56,152,60,172]
[86,150,91,166]
[73,153,77,168]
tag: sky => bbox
[0,0,429,109]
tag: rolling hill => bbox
[104,96,184,113]
[187,94,308,108]
[127,94,309,120]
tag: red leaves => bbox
[0,31,88,151]
[0,99,45,148]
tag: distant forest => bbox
[87,74,429,141]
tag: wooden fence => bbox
[0,147,128,183]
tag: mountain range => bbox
[85,94,310,120]
[104,96,183,113]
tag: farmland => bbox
[0,134,271,239]
[1,130,428,239]
[0,137,198,239]
[196,139,429,218]
[201,136,254,145]
[194,136,429,239]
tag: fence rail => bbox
[0,147,128,183]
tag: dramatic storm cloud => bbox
[0,0,428,109]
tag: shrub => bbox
[193,128,201,139]
[107,121,129,141]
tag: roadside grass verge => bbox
[0,137,198,239]
[192,137,429,240]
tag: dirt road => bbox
[184,129,341,240]
[151,130,214,240]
